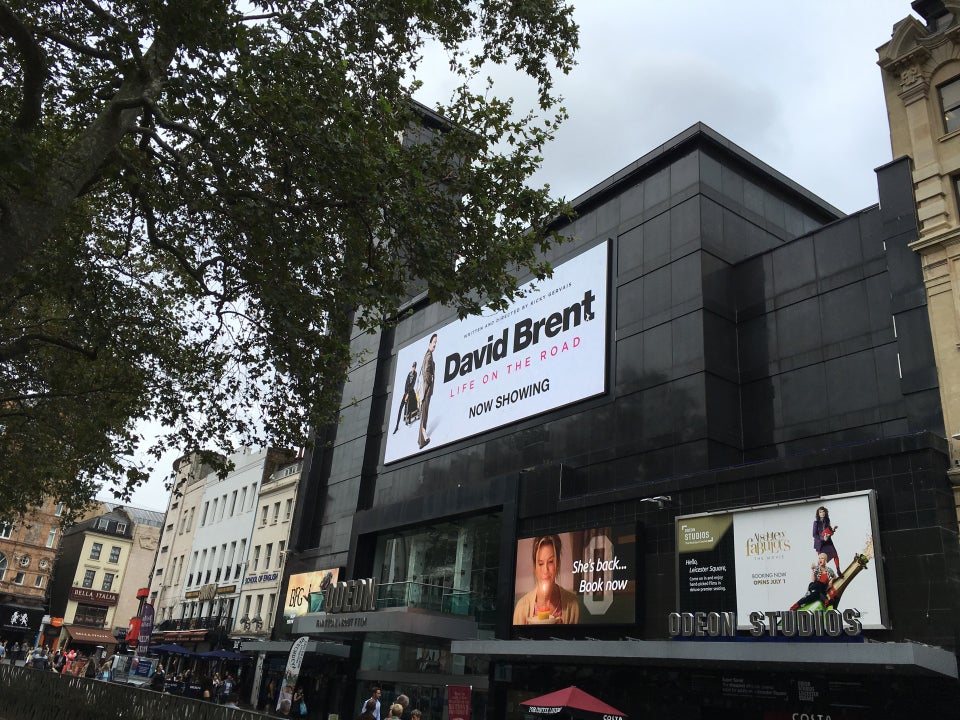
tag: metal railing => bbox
[0,662,262,720]
[155,615,232,632]
[375,580,481,617]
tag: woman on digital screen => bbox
[513,534,580,624]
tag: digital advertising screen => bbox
[384,242,609,464]
[283,568,340,624]
[513,524,636,626]
[676,491,887,629]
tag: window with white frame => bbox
[0,522,13,539]
[46,528,57,548]
[82,569,96,588]
[264,543,273,569]
[260,505,268,526]
[272,502,280,524]
[54,502,64,516]
[102,572,115,591]
[109,546,121,563]
[90,542,102,560]
[14,572,24,585]
[252,545,261,572]
[284,499,292,521]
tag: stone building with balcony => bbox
[232,458,302,644]
[878,0,960,520]
[0,497,65,648]
[147,447,294,650]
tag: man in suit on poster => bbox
[418,333,437,449]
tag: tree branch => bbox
[0,1,47,130]
[35,26,121,63]
[0,332,98,363]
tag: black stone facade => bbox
[286,125,960,719]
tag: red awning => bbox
[520,687,627,720]
[64,625,119,645]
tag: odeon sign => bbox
[322,577,377,614]
[668,609,863,638]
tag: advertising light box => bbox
[676,491,888,630]
[384,242,609,464]
[283,568,340,624]
[513,524,636,626]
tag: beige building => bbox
[48,507,136,653]
[878,0,960,517]
[148,453,212,627]
[232,459,302,641]
[101,504,163,641]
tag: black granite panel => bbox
[642,210,671,274]
[617,223,643,276]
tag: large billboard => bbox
[384,242,609,464]
[676,491,887,630]
[513,525,635,626]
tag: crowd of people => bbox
[3,643,433,720]
[0,640,107,677]
[358,686,424,720]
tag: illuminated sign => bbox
[676,491,887,630]
[385,242,609,464]
[513,524,635,626]
[283,568,340,623]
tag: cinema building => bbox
[276,122,960,720]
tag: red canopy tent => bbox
[520,686,627,720]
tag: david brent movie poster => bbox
[383,242,609,464]
[676,491,888,629]
[513,524,636,626]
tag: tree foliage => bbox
[0,0,578,520]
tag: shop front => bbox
[451,639,959,720]
[0,603,44,654]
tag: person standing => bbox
[418,334,437,449]
[356,699,379,720]
[395,694,411,720]
[361,686,382,720]
[394,362,418,433]
[812,506,842,576]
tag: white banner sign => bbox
[677,491,887,630]
[384,242,609,463]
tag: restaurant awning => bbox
[64,625,119,645]
[155,628,208,642]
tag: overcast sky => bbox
[114,0,920,512]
